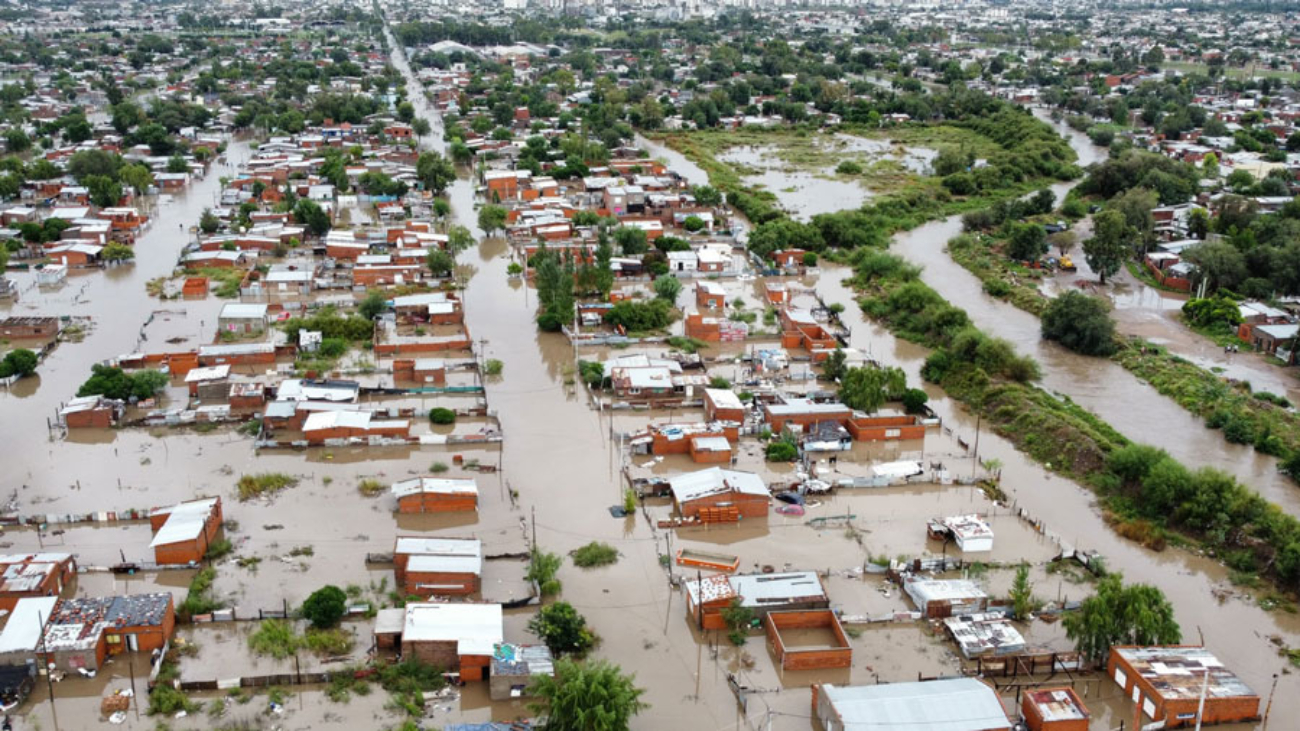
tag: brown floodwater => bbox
[0,38,1293,731]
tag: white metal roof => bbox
[391,477,477,499]
[302,410,372,431]
[219,303,268,319]
[402,602,503,656]
[150,498,219,548]
[704,388,742,409]
[669,467,768,504]
[0,596,58,654]
[819,678,1010,731]
[184,365,231,383]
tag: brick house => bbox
[1107,646,1260,728]
[1022,688,1090,731]
[668,467,769,520]
[40,593,175,672]
[684,572,828,631]
[148,497,223,565]
[393,537,481,598]
[0,554,76,612]
[397,603,503,682]
[391,477,478,514]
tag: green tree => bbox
[120,164,155,195]
[528,659,647,731]
[1063,574,1180,664]
[613,226,647,256]
[426,248,454,277]
[293,199,331,237]
[1006,223,1048,262]
[692,185,722,207]
[411,118,431,137]
[652,274,681,302]
[0,349,38,378]
[1041,291,1116,356]
[839,365,905,414]
[102,243,135,262]
[415,151,455,194]
[85,175,122,207]
[1009,563,1036,621]
[4,129,30,153]
[594,237,614,297]
[199,208,220,234]
[528,602,594,655]
[301,585,347,629]
[1083,209,1131,284]
[1201,152,1219,180]
[720,598,756,645]
[446,225,474,255]
[166,155,189,174]
[1187,208,1210,240]
[1185,241,1247,294]
[477,204,507,235]
[358,292,386,320]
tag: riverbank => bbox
[946,228,1300,483]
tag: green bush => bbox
[302,585,348,629]
[765,440,798,462]
[571,542,619,568]
[428,408,456,425]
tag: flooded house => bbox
[488,643,554,701]
[392,537,482,597]
[389,603,503,682]
[930,515,995,553]
[392,477,478,514]
[300,409,411,443]
[902,577,989,619]
[943,613,1025,658]
[1021,687,1089,731]
[668,467,770,520]
[1107,646,1261,728]
[0,317,60,339]
[0,554,76,611]
[392,358,447,385]
[40,593,175,672]
[811,678,1011,731]
[216,303,269,335]
[0,596,58,673]
[684,571,828,630]
[148,497,223,565]
[184,364,231,398]
[702,388,745,423]
[57,395,125,429]
[764,609,852,671]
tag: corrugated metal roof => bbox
[820,678,1010,731]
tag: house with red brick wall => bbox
[393,537,481,598]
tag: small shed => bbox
[668,467,770,521]
[903,578,988,619]
[393,537,482,597]
[399,603,503,681]
[149,497,223,565]
[391,477,478,514]
[1022,687,1089,731]
[489,643,554,700]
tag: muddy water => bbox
[2,45,1293,731]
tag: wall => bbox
[396,493,477,514]
[677,491,768,520]
[764,610,852,671]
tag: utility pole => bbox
[971,413,981,479]
[1262,673,1279,730]
[530,506,537,549]
[1194,667,1209,731]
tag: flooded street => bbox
[0,33,1293,731]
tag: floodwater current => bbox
[0,38,1290,730]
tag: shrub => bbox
[527,549,562,596]
[1041,291,1116,356]
[571,542,619,568]
[249,619,300,659]
[357,479,385,497]
[765,440,798,462]
[902,388,929,414]
[483,358,503,376]
[835,160,862,175]
[236,472,298,500]
[428,407,456,425]
[528,601,595,655]
[302,585,348,629]
[0,349,38,377]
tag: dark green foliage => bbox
[528,659,647,731]
[1041,291,1117,356]
[428,408,456,425]
[281,308,373,343]
[604,299,676,331]
[0,348,38,378]
[302,585,347,629]
[76,364,167,400]
[528,601,594,655]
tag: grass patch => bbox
[206,538,233,560]
[178,567,222,618]
[357,478,385,497]
[188,267,244,299]
[570,541,619,568]
[483,358,503,376]
[236,472,298,500]
[377,659,445,717]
